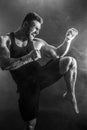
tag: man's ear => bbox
[23,21,29,28]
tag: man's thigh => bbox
[38,59,63,90]
[10,61,41,84]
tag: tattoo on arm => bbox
[4,50,34,70]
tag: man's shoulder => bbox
[34,38,47,45]
[0,33,11,46]
[0,33,10,40]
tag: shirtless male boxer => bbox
[0,12,79,130]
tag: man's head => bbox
[21,12,43,40]
[22,12,43,26]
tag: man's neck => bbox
[14,29,34,49]
[14,29,29,42]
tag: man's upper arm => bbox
[41,40,59,58]
[0,35,11,68]
[0,36,11,57]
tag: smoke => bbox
[0,1,87,128]
[70,27,87,72]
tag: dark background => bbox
[0,0,87,129]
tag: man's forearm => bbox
[5,57,33,70]
[3,51,34,70]
[55,28,78,57]
[56,38,71,57]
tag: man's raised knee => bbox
[70,57,77,70]
[59,56,77,74]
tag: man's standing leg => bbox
[59,56,79,114]
[18,82,40,130]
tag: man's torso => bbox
[0,33,51,66]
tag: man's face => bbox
[29,20,41,40]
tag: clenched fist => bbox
[65,28,78,41]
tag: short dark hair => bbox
[22,12,43,26]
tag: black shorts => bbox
[10,58,63,121]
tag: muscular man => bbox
[0,12,79,130]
